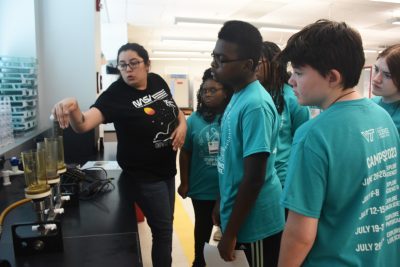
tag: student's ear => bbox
[243,59,256,72]
[327,69,342,88]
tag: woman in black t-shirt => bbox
[52,43,187,267]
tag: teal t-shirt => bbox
[372,96,400,135]
[282,98,400,266]
[183,112,220,200]
[218,80,284,243]
[275,84,310,186]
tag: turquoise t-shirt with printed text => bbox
[183,112,220,200]
[275,84,310,186]
[282,98,400,266]
[218,80,285,243]
[372,96,400,135]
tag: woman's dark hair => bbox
[260,41,289,114]
[218,20,262,71]
[117,43,149,64]
[377,44,400,90]
[278,19,365,89]
[196,68,233,123]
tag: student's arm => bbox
[178,148,191,199]
[278,211,318,267]
[52,97,104,133]
[218,152,268,261]
[171,110,187,151]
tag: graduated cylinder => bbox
[57,136,66,172]
[52,119,66,173]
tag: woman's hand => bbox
[51,98,79,129]
[170,111,187,151]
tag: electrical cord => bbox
[79,178,115,201]
[79,167,115,200]
[61,168,86,183]
[60,166,115,200]
[81,166,108,179]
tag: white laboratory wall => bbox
[365,55,377,66]
[35,0,99,128]
[100,22,127,97]
[150,59,211,110]
[99,22,127,132]
[0,0,36,58]
[101,23,128,62]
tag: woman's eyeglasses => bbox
[117,60,144,71]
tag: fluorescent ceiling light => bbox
[363,49,378,53]
[150,57,190,61]
[150,57,211,62]
[152,50,209,56]
[175,17,223,27]
[370,0,400,3]
[385,17,400,25]
[392,19,400,25]
[259,27,299,33]
[161,37,216,45]
[174,17,300,33]
[258,22,301,33]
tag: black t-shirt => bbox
[92,73,178,181]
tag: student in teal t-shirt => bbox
[178,68,232,267]
[277,19,400,267]
[371,44,400,135]
[257,41,310,187]
[211,20,284,266]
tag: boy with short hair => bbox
[278,19,400,267]
[211,20,284,266]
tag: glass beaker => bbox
[21,149,50,196]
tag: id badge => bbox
[208,141,219,154]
